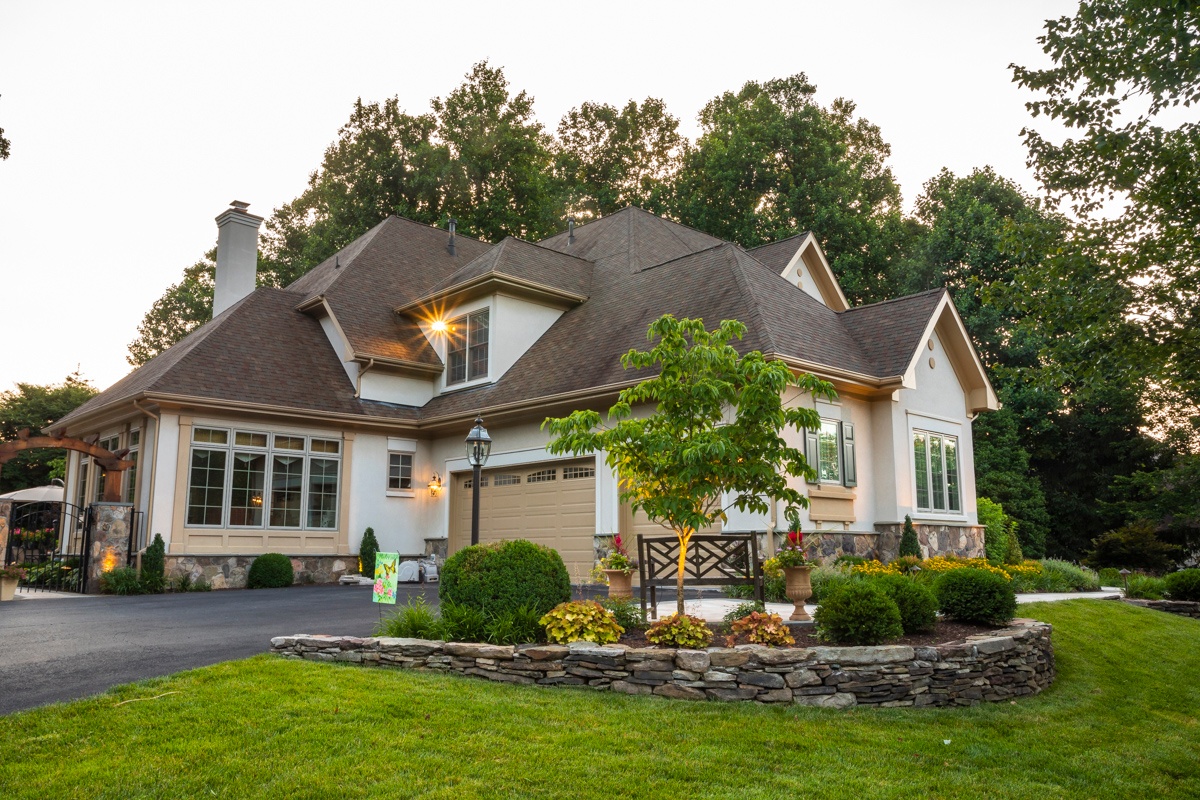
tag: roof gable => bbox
[539,207,723,274]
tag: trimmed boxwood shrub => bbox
[935,567,1017,625]
[359,527,379,577]
[814,582,903,645]
[868,574,938,633]
[898,514,921,558]
[100,566,143,595]
[1165,569,1200,602]
[439,539,570,617]
[247,553,295,589]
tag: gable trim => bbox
[901,294,999,415]
[777,236,850,312]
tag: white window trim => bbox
[445,307,491,388]
[910,425,965,520]
[387,449,416,498]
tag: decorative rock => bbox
[654,684,705,701]
[795,692,857,709]
[708,650,752,668]
[675,650,711,672]
[702,670,736,683]
[810,646,915,665]
[755,648,813,666]
[758,688,794,703]
[706,687,759,702]
[521,646,570,661]
[785,668,823,688]
[444,643,515,660]
[611,680,653,696]
[738,672,786,689]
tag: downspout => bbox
[355,358,376,399]
[132,399,159,552]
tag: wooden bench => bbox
[636,533,764,619]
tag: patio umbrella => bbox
[0,485,65,502]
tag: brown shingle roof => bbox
[539,207,724,274]
[840,289,947,377]
[747,232,812,272]
[409,236,594,306]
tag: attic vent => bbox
[568,217,576,245]
[447,217,457,256]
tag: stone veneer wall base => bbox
[166,555,352,589]
[271,619,1053,709]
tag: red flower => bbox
[788,530,803,545]
[613,534,622,549]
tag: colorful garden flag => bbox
[372,552,399,604]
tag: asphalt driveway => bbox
[0,583,439,716]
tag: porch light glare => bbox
[430,319,448,333]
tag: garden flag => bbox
[372,552,399,604]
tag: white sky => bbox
[0,0,1075,393]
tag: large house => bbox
[54,202,997,587]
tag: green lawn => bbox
[2,600,1198,799]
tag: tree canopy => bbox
[0,373,98,493]
[544,315,835,615]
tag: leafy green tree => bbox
[544,315,835,615]
[972,408,1051,558]
[1011,0,1200,412]
[671,74,911,304]
[1110,452,1200,557]
[127,252,215,367]
[435,61,561,242]
[554,97,684,219]
[898,515,921,558]
[0,373,98,492]
[0,94,9,160]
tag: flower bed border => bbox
[271,618,1053,708]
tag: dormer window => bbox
[447,309,489,385]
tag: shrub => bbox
[140,533,166,593]
[377,595,442,639]
[809,565,861,604]
[867,574,938,634]
[645,614,713,648]
[171,574,193,593]
[540,601,623,645]
[1164,569,1200,602]
[1036,560,1101,592]
[978,497,1010,562]
[247,553,294,589]
[359,527,380,577]
[599,597,648,631]
[1002,526,1025,566]
[815,582,903,645]
[439,539,570,618]
[889,555,922,574]
[192,576,212,592]
[1097,567,1123,586]
[100,567,143,595]
[833,553,866,568]
[438,601,490,643]
[484,606,545,645]
[723,600,766,625]
[729,611,794,646]
[1125,574,1167,600]
[935,568,1017,625]
[899,515,921,558]
[1086,521,1182,573]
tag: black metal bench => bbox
[636,533,763,619]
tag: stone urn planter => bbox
[783,566,813,621]
[604,569,633,600]
[0,575,19,602]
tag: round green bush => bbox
[439,539,570,617]
[935,567,1017,625]
[867,574,938,633]
[1164,569,1200,602]
[814,582,903,645]
[247,553,295,589]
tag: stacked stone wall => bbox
[1123,598,1200,620]
[271,619,1053,709]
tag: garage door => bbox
[449,458,597,581]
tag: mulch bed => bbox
[619,618,1001,649]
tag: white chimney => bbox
[213,200,263,317]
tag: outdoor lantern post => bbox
[465,415,492,546]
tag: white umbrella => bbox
[0,485,65,502]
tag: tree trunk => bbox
[675,529,691,617]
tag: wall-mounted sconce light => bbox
[428,472,443,497]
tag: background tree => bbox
[1011,0,1200,421]
[554,98,684,219]
[0,373,98,492]
[545,315,835,616]
[671,74,912,304]
[0,93,9,160]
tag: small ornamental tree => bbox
[899,515,921,559]
[359,527,379,577]
[544,315,835,616]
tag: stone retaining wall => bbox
[1123,598,1200,619]
[271,618,1053,708]
[166,555,352,589]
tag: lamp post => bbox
[465,415,492,546]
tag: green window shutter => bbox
[842,422,857,487]
[804,428,820,485]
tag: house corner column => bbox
[0,499,11,565]
[86,502,134,594]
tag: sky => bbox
[0,0,1077,394]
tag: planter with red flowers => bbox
[1,565,27,602]
[776,529,818,621]
[594,534,637,599]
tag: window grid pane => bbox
[388,453,413,490]
[818,421,841,483]
[269,455,303,528]
[930,435,945,511]
[468,310,489,380]
[945,439,960,512]
[230,452,266,526]
[914,433,930,510]
[307,458,339,529]
[447,315,468,385]
[124,450,139,504]
[187,450,226,526]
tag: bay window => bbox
[186,427,340,529]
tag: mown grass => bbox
[2,600,1198,799]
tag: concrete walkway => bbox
[648,589,1124,623]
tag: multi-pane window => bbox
[563,466,595,480]
[527,468,556,483]
[446,309,490,385]
[913,431,960,513]
[94,435,120,501]
[124,430,140,504]
[804,420,857,488]
[186,428,340,529]
[388,453,413,491]
[74,458,89,509]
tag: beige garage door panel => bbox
[450,459,597,580]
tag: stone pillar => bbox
[86,503,133,594]
[0,499,11,566]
